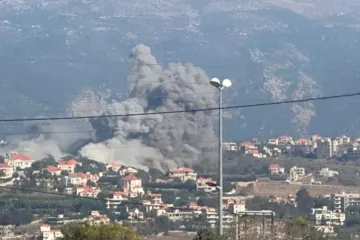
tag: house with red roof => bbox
[42,166,61,176]
[268,164,285,175]
[76,186,101,198]
[196,177,216,192]
[83,211,110,225]
[168,167,197,182]
[278,135,293,145]
[57,159,79,174]
[69,172,87,186]
[121,174,143,194]
[0,163,13,178]
[5,152,33,170]
[106,162,122,172]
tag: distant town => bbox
[1,133,360,239]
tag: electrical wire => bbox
[0,91,358,123]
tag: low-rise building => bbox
[69,173,87,186]
[40,224,63,240]
[289,166,305,181]
[42,166,61,176]
[196,177,216,192]
[0,163,13,178]
[58,159,79,174]
[318,168,339,178]
[5,152,33,170]
[309,206,345,226]
[268,164,285,175]
[168,168,197,182]
[121,174,143,194]
[84,211,110,225]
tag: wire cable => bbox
[0,91,359,123]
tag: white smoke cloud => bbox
[9,44,218,170]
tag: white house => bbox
[40,224,63,240]
[5,153,33,170]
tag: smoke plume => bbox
[10,44,218,170]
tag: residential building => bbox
[76,186,101,198]
[0,163,13,178]
[42,166,61,176]
[128,208,145,220]
[278,136,293,145]
[293,138,313,156]
[168,168,197,182]
[316,138,333,158]
[289,166,305,181]
[119,167,138,176]
[229,202,246,214]
[223,142,239,151]
[268,164,285,175]
[84,211,110,225]
[40,224,63,240]
[330,192,360,213]
[309,206,345,226]
[157,208,195,221]
[196,177,216,192]
[106,162,122,172]
[318,168,339,178]
[69,173,87,186]
[311,134,322,142]
[315,226,335,234]
[5,152,33,170]
[202,209,235,229]
[106,192,129,211]
[240,141,258,156]
[121,174,143,194]
[267,138,279,145]
[57,159,79,174]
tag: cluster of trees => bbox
[246,188,333,219]
[57,218,330,240]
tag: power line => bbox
[0,91,359,123]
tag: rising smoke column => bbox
[75,44,218,169]
[9,45,218,169]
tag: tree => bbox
[61,170,69,176]
[86,180,96,187]
[148,168,164,180]
[296,188,314,215]
[193,229,229,240]
[155,216,170,234]
[60,223,142,240]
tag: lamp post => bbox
[209,78,232,235]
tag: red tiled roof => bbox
[295,138,309,144]
[108,162,121,167]
[43,166,59,172]
[269,164,281,169]
[58,159,78,166]
[0,163,12,169]
[121,174,138,181]
[240,141,254,147]
[169,167,194,173]
[70,173,87,179]
[10,153,31,161]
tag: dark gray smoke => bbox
[10,44,218,170]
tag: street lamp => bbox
[209,77,232,235]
